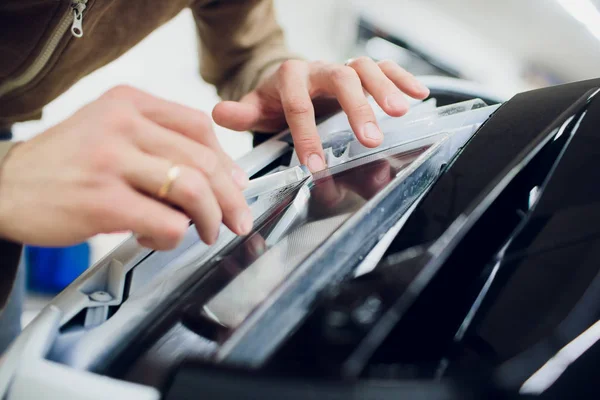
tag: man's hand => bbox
[212,58,430,172]
[0,86,252,250]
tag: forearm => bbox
[0,142,22,311]
[192,0,302,101]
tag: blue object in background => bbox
[25,242,91,294]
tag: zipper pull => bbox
[71,1,87,38]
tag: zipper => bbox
[71,0,87,38]
[0,0,88,99]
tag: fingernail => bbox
[238,209,253,235]
[385,92,408,112]
[363,122,383,141]
[307,153,326,172]
[232,166,249,189]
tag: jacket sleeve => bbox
[191,0,302,101]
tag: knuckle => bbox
[113,99,138,121]
[284,97,312,116]
[292,134,320,150]
[377,59,396,70]
[278,59,304,77]
[88,144,121,173]
[104,84,137,100]
[200,151,220,178]
[85,196,118,229]
[190,110,212,132]
[350,101,375,118]
[330,66,359,86]
[311,60,327,69]
[95,100,138,135]
[110,111,137,134]
[179,175,205,204]
[351,56,372,67]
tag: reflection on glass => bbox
[203,147,430,333]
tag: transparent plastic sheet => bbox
[217,122,485,322]
[243,166,309,200]
[330,100,495,167]
[340,121,484,280]
[40,97,497,381]
[99,139,448,383]
[288,98,436,167]
[202,142,435,332]
[290,99,497,169]
[209,136,469,367]
[310,96,435,140]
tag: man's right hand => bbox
[0,85,252,250]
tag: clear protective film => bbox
[122,98,502,368]
[39,96,502,383]
[289,98,497,168]
[204,144,430,330]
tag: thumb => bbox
[212,99,261,132]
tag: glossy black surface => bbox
[387,79,600,255]
[457,89,600,390]
[262,88,600,384]
[110,78,600,399]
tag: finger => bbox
[131,128,252,237]
[129,158,222,245]
[139,95,250,187]
[136,235,159,249]
[212,92,263,132]
[122,153,251,244]
[131,117,249,191]
[377,60,430,100]
[212,98,287,140]
[107,85,247,186]
[112,86,223,150]
[108,187,190,250]
[313,65,383,148]
[346,57,409,117]
[277,60,326,173]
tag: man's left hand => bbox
[212,58,430,173]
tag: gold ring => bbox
[157,165,181,199]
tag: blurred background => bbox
[14,0,600,323]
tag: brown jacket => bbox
[0,0,297,306]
